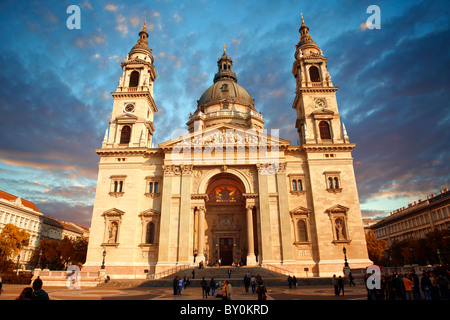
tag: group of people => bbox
[287,275,298,289]
[365,269,450,301]
[15,276,50,300]
[172,275,191,295]
[332,275,346,296]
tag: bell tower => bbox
[103,20,158,149]
[292,14,349,145]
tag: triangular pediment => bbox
[290,205,311,215]
[114,113,139,121]
[158,123,291,150]
[311,108,335,116]
[325,204,349,213]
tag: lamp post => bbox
[37,248,43,269]
[343,247,349,267]
[16,254,21,274]
[101,249,106,269]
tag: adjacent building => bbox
[0,190,89,269]
[369,188,450,246]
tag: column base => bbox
[246,254,257,266]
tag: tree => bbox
[0,223,30,261]
[365,229,387,265]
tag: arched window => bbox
[319,121,331,140]
[292,180,297,191]
[328,177,334,189]
[154,182,158,193]
[297,179,303,191]
[146,222,155,244]
[114,181,118,192]
[120,125,131,144]
[149,182,153,193]
[334,177,339,189]
[297,220,308,242]
[129,71,140,87]
[309,66,320,82]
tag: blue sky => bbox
[0,0,449,227]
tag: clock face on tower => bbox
[124,103,135,113]
[314,98,326,108]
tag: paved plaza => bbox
[0,283,368,300]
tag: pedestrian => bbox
[226,280,233,300]
[293,275,297,288]
[210,277,216,297]
[349,272,355,286]
[437,274,449,300]
[410,270,420,300]
[192,268,195,279]
[403,274,414,300]
[178,277,184,294]
[221,280,229,300]
[16,287,33,300]
[173,276,179,295]
[332,274,338,295]
[227,268,231,279]
[430,272,440,300]
[201,277,208,298]
[421,271,431,300]
[31,276,49,300]
[257,282,267,300]
[251,276,256,293]
[0,275,3,295]
[244,274,250,293]
[288,275,292,288]
[337,276,345,296]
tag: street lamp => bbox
[101,249,106,269]
[343,247,349,267]
[37,248,43,269]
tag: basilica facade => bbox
[83,17,371,278]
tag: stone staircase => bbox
[98,266,332,288]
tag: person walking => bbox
[421,271,431,300]
[31,276,49,300]
[178,277,184,295]
[288,275,293,288]
[227,268,232,279]
[257,282,267,300]
[348,272,355,286]
[292,275,297,289]
[210,277,216,297]
[332,274,338,296]
[201,277,208,298]
[226,280,233,300]
[403,274,414,300]
[173,276,179,295]
[337,276,345,296]
[251,276,256,294]
[192,269,195,279]
[244,274,250,293]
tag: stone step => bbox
[97,267,333,288]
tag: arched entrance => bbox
[204,173,247,266]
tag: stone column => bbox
[178,165,193,264]
[196,206,206,264]
[155,166,174,271]
[257,164,274,263]
[246,205,257,266]
[276,163,294,263]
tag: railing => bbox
[147,264,191,280]
[202,110,263,120]
[263,264,294,277]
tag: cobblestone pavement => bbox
[0,283,367,300]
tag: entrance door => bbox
[219,238,233,265]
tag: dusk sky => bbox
[0,0,449,227]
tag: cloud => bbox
[105,4,118,12]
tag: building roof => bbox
[0,190,40,213]
[370,188,450,229]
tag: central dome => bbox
[198,79,254,107]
